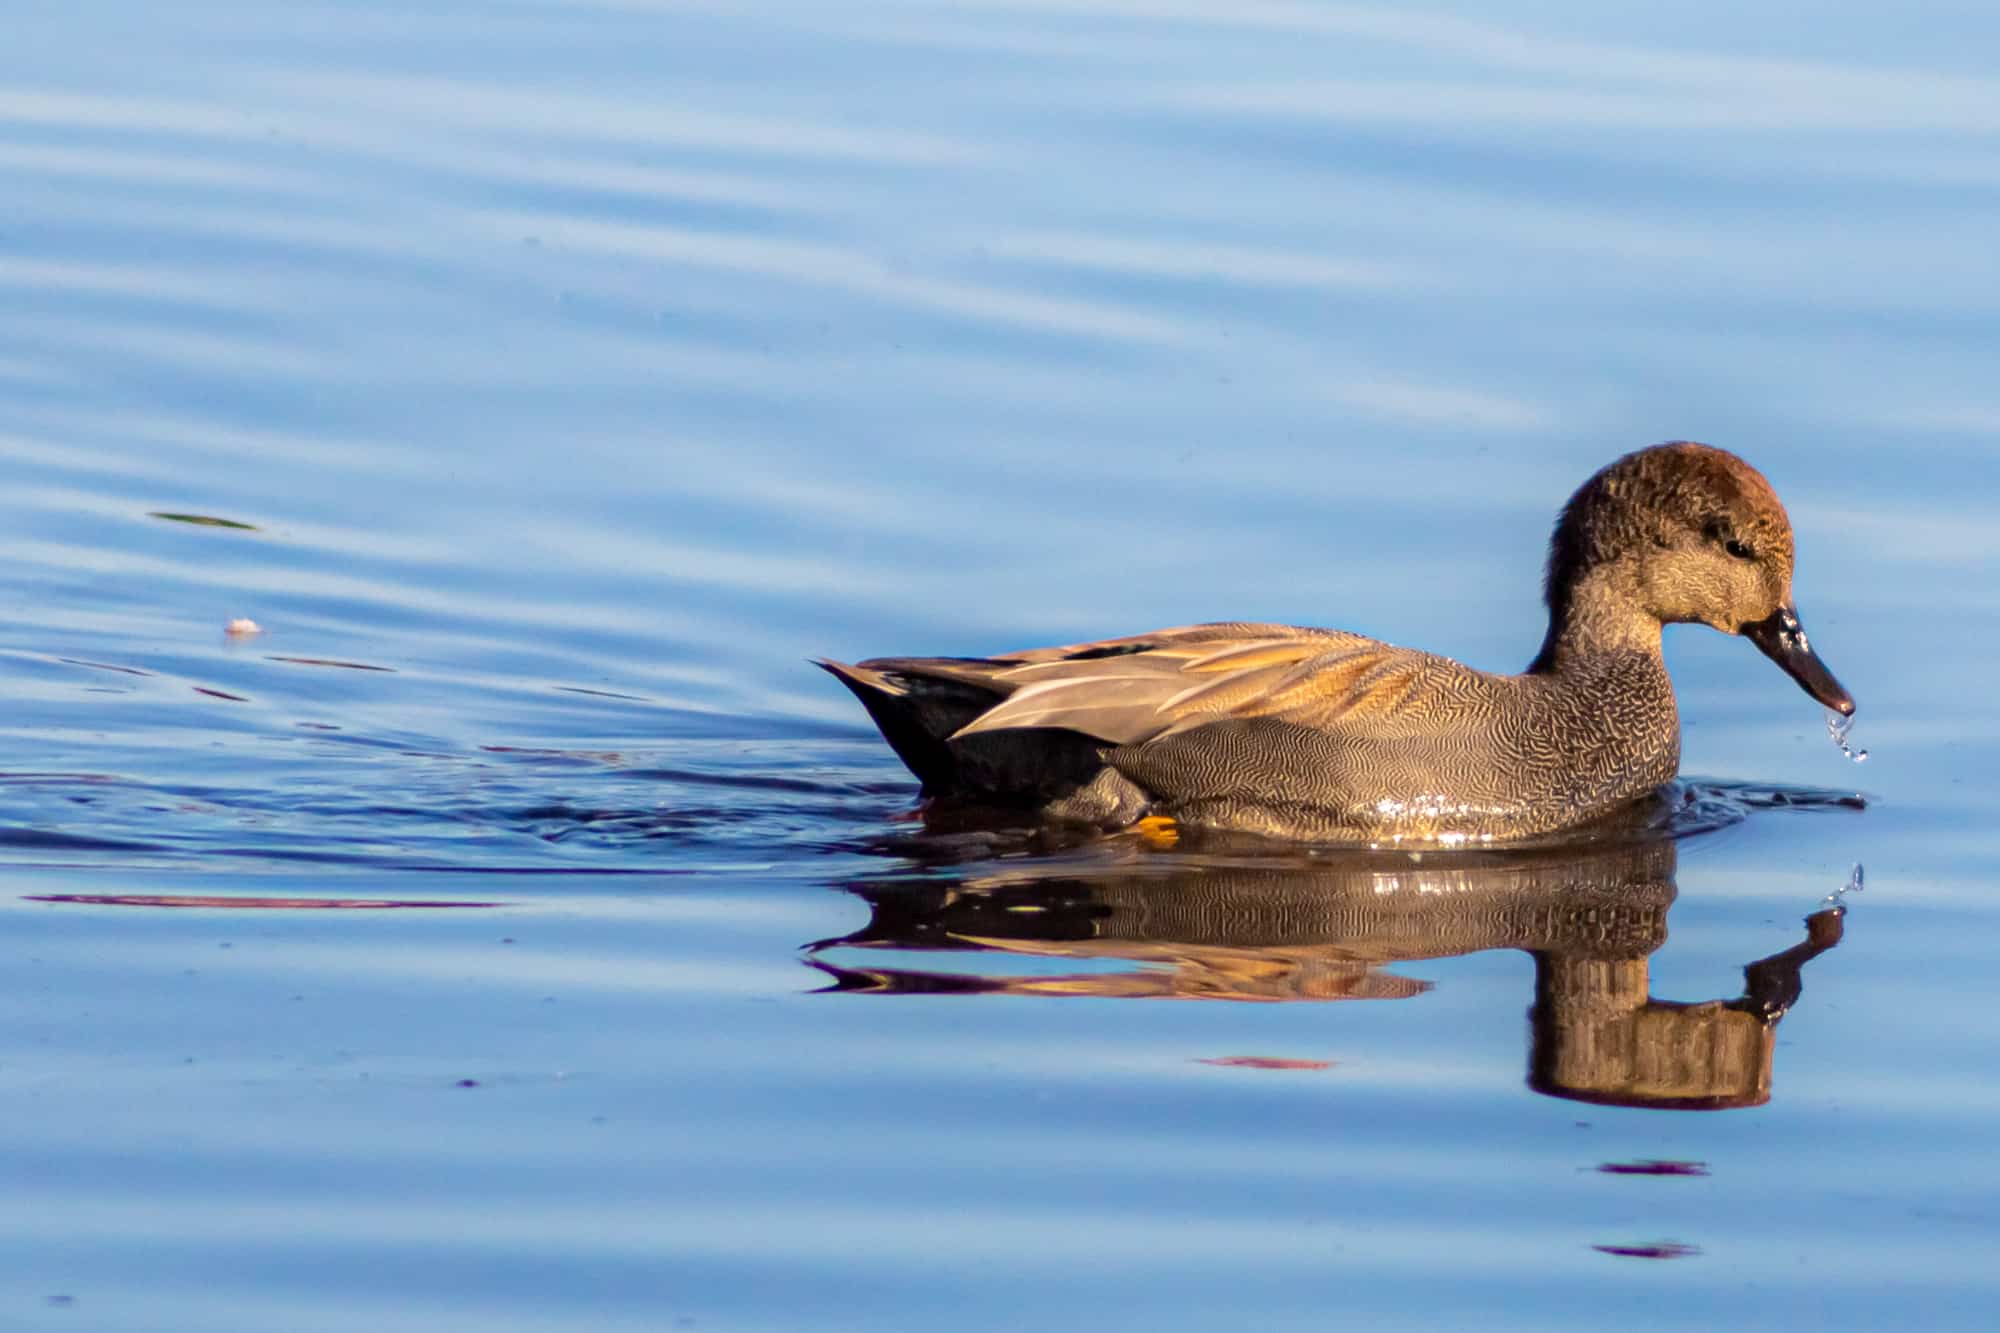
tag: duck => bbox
[818,441,1853,844]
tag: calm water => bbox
[5,2,1999,1328]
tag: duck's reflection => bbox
[808,838,1845,1111]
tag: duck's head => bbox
[1546,441,1853,715]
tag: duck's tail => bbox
[815,657,1113,803]
[814,658,994,793]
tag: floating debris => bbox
[1595,1160,1710,1177]
[149,511,258,530]
[225,617,263,637]
[1196,1056,1335,1071]
[1592,1241,1700,1260]
[1827,709,1868,762]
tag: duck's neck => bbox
[1528,563,1664,674]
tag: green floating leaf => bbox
[149,511,259,531]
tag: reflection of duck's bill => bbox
[1742,603,1853,715]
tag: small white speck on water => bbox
[1826,709,1868,762]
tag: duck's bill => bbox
[1743,604,1854,715]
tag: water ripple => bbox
[0,3,1990,1329]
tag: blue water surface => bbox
[4,2,1998,1329]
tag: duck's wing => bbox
[949,623,1490,746]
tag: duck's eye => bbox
[1702,519,1754,560]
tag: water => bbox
[4,1,1998,1328]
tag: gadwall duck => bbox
[819,442,1853,844]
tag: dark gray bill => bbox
[1742,604,1853,715]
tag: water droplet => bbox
[1826,709,1868,762]
[1821,863,1864,909]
